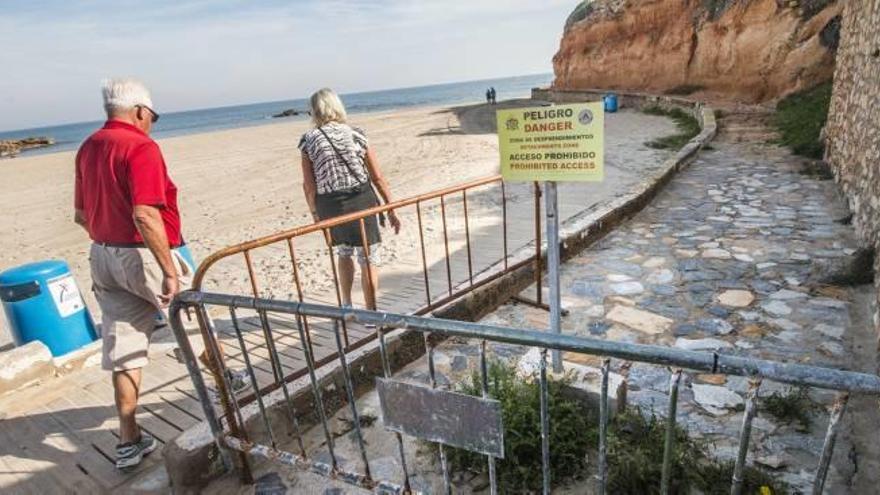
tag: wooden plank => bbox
[80,380,179,447]
[0,455,31,495]
[241,315,333,349]
[0,420,82,495]
[139,364,206,424]
[232,335,304,375]
[15,411,106,493]
[138,393,199,433]
[43,396,134,488]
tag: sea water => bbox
[0,73,553,157]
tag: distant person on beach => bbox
[299,88,401,311]
[486,88,492,104]
[490,87,497,105]
[73,78,245,471]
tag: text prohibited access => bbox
[497,102,604,182]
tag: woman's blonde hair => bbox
[310,88,347,127]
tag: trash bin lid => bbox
[0,260,70,286]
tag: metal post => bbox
[425,333,452,495]
[168,301,235,473]
[812,393,849,494]
[597,359,610,494]
[534,182,542,305]
[545,182,563,373]
[660,369,682,495]
[481,340,499,495]
[539,348,551,495]
[731,379,761,495]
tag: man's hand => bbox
[133,204,179,306]
[158,274,180,307]
[389,211,402,235]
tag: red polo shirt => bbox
[74,120,182,246]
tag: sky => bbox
[0,0,576,131]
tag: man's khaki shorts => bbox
[90,244,192,371]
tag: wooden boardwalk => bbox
[0,181,633,493]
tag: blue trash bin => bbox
[0,260,97,356]
[175,243,197,276]
[604,93,618,113]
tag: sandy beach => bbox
[0,101,676,346]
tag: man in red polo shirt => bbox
[74,78,186,470]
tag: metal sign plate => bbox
[376,378,504,458]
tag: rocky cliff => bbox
[553,0,842,102]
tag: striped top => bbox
[298,122,369,195]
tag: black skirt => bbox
[315,185,382,247]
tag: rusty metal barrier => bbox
[191,175,552,404]
[171,291,880,495]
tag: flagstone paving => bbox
[429,111,865,492]
[206,111,871,494]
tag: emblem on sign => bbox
[496,102,605,182]
[47,275,85,317]
[578,108,594,125]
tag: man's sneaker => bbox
[116,431,158,470]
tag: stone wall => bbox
[825,0,880,333]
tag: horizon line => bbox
[0,72,553,135]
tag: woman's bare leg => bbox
[337,255,355,306]
[361,264,379,310]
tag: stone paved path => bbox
[470,109,862,492]
[225,110,871,494]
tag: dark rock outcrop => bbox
[0,137,55,158]
[272,109,308,118]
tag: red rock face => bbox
[553,0,841,102]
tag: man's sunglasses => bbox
[136,105,160,123]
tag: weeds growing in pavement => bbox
[665,84,706,96]
[442,361,593,492]
[642,105,702,150]
[433,361,789,494]
[763,387,815,431]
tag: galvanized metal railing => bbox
[170,291,880,495]
[191,175,551,406]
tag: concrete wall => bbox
[825,0,880,333]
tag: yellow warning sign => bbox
[497,102,604,182]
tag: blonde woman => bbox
[299,88,401,311]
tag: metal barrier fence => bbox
[171,291,880,495]
[191,175,550,405]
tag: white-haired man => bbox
[74,78,186,469]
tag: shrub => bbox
[438,362,789,494]
[696,460,790,495]
[665,84,706,96]
[444,361,594,492]
[565,1,596,31]
[772,82,832,159]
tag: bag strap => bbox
[317,126,371,185]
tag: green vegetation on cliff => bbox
[772,82,833,159]
[564,0,595,30]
